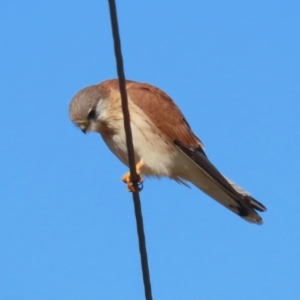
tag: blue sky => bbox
[1,1,299,299]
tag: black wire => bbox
[107,1,153,299]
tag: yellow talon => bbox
[122,161,144,192]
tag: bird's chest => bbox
[101,127,130,166]
[100,116,177,177]
[96,102,177,176]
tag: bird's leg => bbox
[122,161,144,192]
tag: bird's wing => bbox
[175,140,266,224]
[126,81,204,149]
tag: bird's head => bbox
[69,85,106,134]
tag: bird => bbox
[69,79,266,224]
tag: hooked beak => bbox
[80,124,87,134]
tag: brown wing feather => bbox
[125,81,204,149]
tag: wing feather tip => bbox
[245,196,267,212]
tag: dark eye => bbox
[88,108,96,120]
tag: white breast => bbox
[96,98,189,180]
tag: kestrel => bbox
[69,79,266,224]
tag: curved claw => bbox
[127,181,143,193]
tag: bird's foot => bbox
[122,161,144,192]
